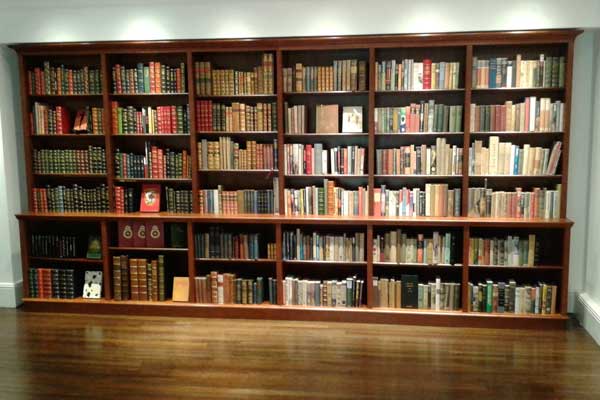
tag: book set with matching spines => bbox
[194,226,275,260]
[28,268,77,299]
[28,61,102,95]
[194,53,274,96]
[472,54,565,89]
[114,186,137,213]
[112,255,166,301]
[111,102,190,134]
[32,184,109,213]
[284,180,369,216]
[194,273,276,305]
[195,101,277,132]
[374,103,463,133]
[372,275,461,311]
[198,184,278,215]
[468,280,557,315]
[283,276,364,307]
[283,59,367,93]
[375,139,463,176]
[31,234,78,258]
[114,142,191,179]
[197,138,277,171]
[33,146,106,175]
[373,230,458,265]
[374,184,461,217]
[468,185,561,219]
[165,187,193,213]
[112,62,186,94]
[283,229,365,262]
[375,59,461,91]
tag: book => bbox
[342,106,363,133]
[315,104,339,133]
[86,235,102,259]
[172,277,190,302]
[133,222,146,248]
[82,270,102,299]
[169,224,186,248]
[140,184,161,212]
[146,222,165,248]
[118,221,134,247]
[401,274,419,308]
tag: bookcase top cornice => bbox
[10,29,582,54]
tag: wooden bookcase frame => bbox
[13,29,579,328]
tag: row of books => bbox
[28,62,102,95]
[114,145,192,179]
[282,60,367,93]
[112,62,186,94]
[111,102,190,134]
[283,182,369,217]
[375,140,463,176]
[114,186,137,213]
[30,234,78,258]
[467,280,558,314]
[469,235,538,267]
[469,139,562,176]
[284,104,363,134]
[282,230,365,262]
[373,231,458,265]
[31,103,71,135]
[33,146,106,175]
[32,185,109,213]
[165,187,193,213]
[194,273,277,304]
[283,276,364,307]
[374,59,461,91]
[284,144,365,175]
[198,183,278,215]
[197,138,277,170]
[472,55,565,89]
[373,184,461,217]
[28,268,77,299]
[194,54,274,95]
[195,100,276,132]
[112,255,166,301]
[374,103,463,133]
[470,98,564,132]
[194,227,275,259]
[373,276,461,310]
[116,221,186,248]
[467,185,561,219]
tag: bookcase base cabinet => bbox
[22,298,567,329]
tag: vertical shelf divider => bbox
[462,45,473,217]
[100,220,112,300]
[188,51,199,213]
[100,53,115,211]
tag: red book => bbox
[133,222,146,247]
[118,220,135,247]
[422,59,432,89]
[171,105,176,133]
[140,184,161,212]
[111,101,119,134]
[146,222,165,247]
[149,62,155,93]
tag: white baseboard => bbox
[569,291,577,313]
[575,292,600,346]
[0,281,23,308]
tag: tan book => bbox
[172,277,190,302]
[316,104,339,133]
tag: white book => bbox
[413,62,423,90]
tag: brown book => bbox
[172,277,190,302]
[316,104,338,133]
[151,260,159,301]
[112,256,122,301]
[137,258,148,301]
[129,258,139,301]
[210,271,218,304]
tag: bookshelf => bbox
[13,29,579,328]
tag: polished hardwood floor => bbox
[1,309,599,400]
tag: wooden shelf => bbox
[195,258,276,263]
[109,247,188,253]
[112,133,190,137]
[29,256,103,264]
[199,169,278,173]
[31,134,105,138]
[29,94,102,98]
[13,29,579,328]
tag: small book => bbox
[401,274,419,309]
[172,277,189,302]
[315,104,339,133]
[169,224,186,248]
[140,184,161,212]
[86,235,102,259]
[342,106,363,133]
[133,222,146,248]
[83,270,102,299]
[146,222,164,248]
[118,220,134,247]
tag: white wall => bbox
[0,0,598,310]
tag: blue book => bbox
[489,58,497,88]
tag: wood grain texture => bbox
[0,309,598,400]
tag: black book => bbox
[401,274,419,309]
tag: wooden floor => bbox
[1,310,599,400]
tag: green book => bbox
[143,66,151,93]
[86,235,102,259]
[169,224,186,248]
[486,279,493,312]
